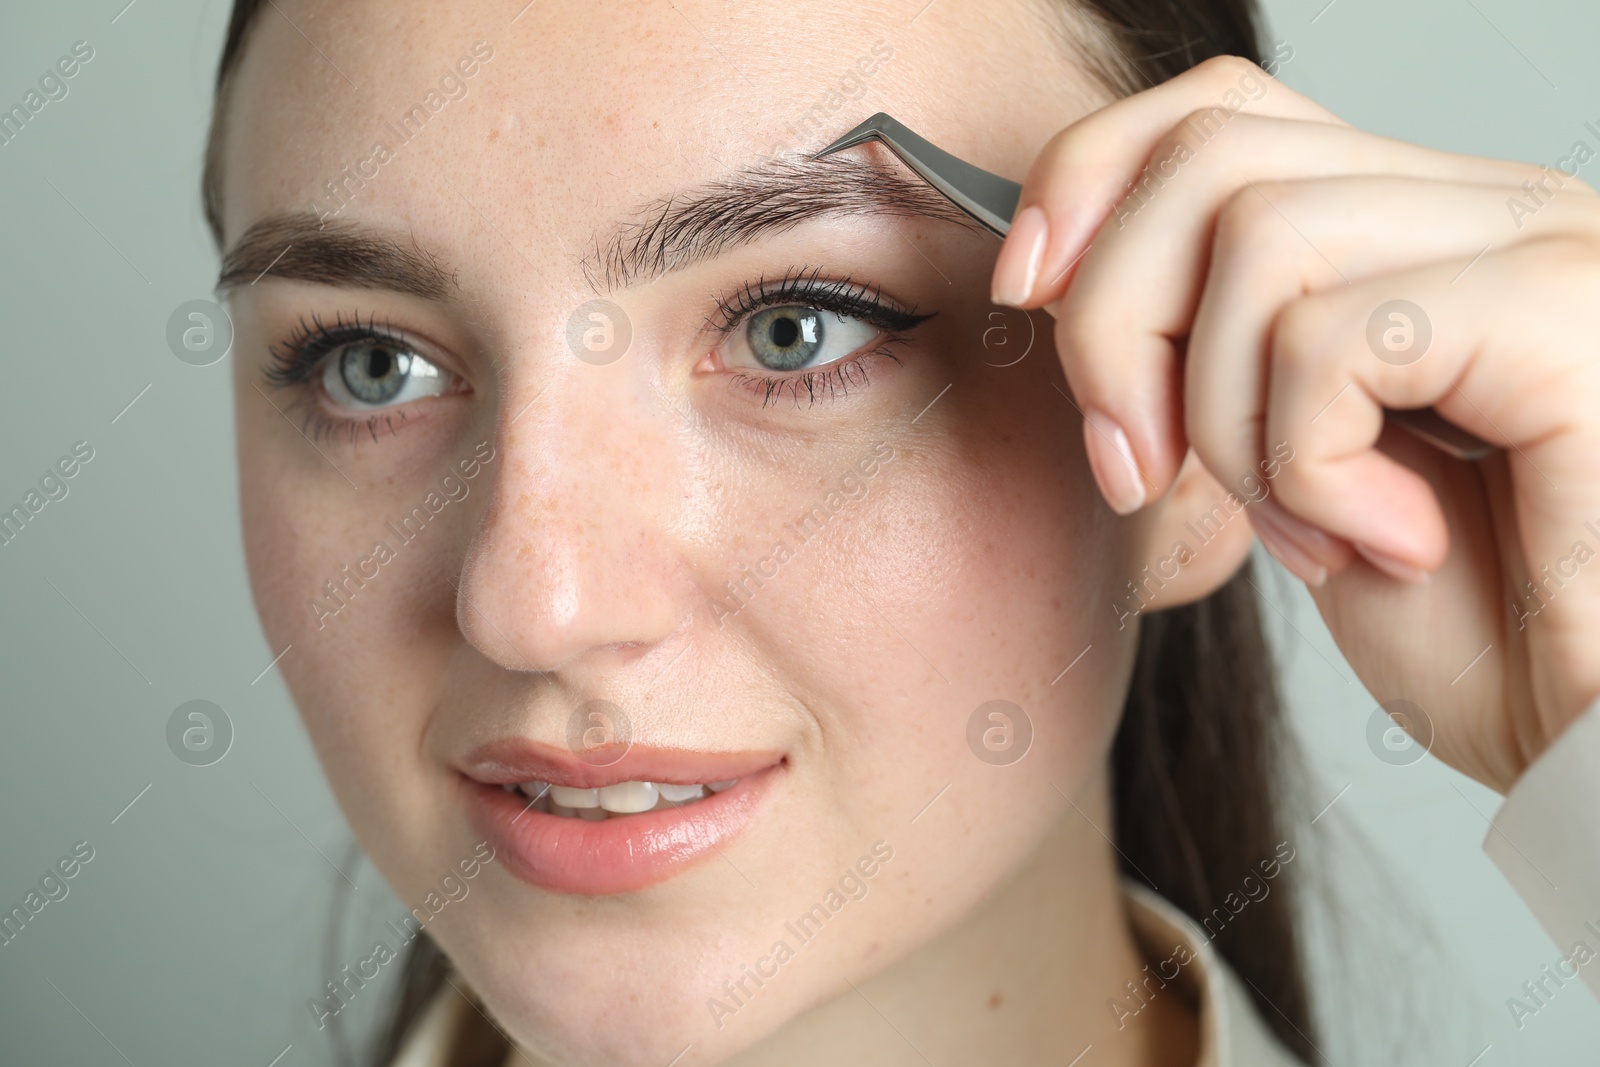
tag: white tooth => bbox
[550,803,579,819]
[707,779,739,793]
[519,780,550,800]
[598,780,659,814]
[578,806,608,821]
[502,784,516,794]
[549,785,600,809]
[658,782,706,803]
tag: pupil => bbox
[769,316,800,349]
[367,349,393,378]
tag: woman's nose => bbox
[456,367,695,672]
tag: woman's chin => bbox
[465,962,783,1067]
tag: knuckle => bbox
[1212,184,1287,255]
[1149,117,1203,166]
[1270,294,1335,369]
[1148,110,1266,190]
[1054,299,1102,359]
[1192,54,1262,89]
[1029,125,1090,192]
[1269,466,1317,514]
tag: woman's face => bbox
[219,2,1210,1063]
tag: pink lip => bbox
[458,740,784,895]
[459,737,784,790]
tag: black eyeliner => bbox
[709,266,934,335]
[263,310,407,389]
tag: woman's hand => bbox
[995,55,1600,794]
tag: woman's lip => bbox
[458,737,785,789]
[464,764,780,895]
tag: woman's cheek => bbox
[730,385,1125,802]
[235,403,455,867]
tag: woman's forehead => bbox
[216,0,1099,253]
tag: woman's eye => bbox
[724,306,880,373]
[322,341,451,409]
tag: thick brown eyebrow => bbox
[220,155,975,297]
[217,215,455,298]
[589,154,979,290]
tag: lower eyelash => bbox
[726,344,904,408]
[281,391,412,446]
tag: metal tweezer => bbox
[813,112,1494,461]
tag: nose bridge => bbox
[459,363,687,670]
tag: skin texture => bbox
[217,2,1245,1065]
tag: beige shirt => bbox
[392,701,1600,1067]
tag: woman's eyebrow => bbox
[217,215,455,298]
[591,154,977,290]
[217,156,973,297]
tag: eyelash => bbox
[709,267,933,409]
[259,270,934,442]
[264,311,429,444]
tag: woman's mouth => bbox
[505,777,742,819]
[459,741,783,895]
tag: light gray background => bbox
[1,1,1594,1064]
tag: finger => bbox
[1303,430,1530,788]
[1265,236,1600,592]
[1054,114,1595,517]
[998,52,1561,313]
[991,55,1345,310]
[1188,175,1600,567]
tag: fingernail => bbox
[1248,507,1329,587]
[991,204,1049,307]
[1356,543,1431,584]
[1254,498,1347,570]
[1082,407,1146,515]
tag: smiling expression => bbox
[210,1,1195,1063]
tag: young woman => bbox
[203,0,1600,1063]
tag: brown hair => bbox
[205,2,1315,1063]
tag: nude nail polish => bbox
[1356,543,1431,584]
[991,205,1048,307]
[1249,507,1329,587]
[1082,407,1146,515]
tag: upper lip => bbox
[458,737,785,790]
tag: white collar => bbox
[1121,881,1305,1066]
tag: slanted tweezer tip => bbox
[811,112,895,160]
[808,111,1021,238]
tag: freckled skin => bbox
[220,2,1249,1065]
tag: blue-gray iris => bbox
[748,307,824,371]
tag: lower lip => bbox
[465,767,779,895]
